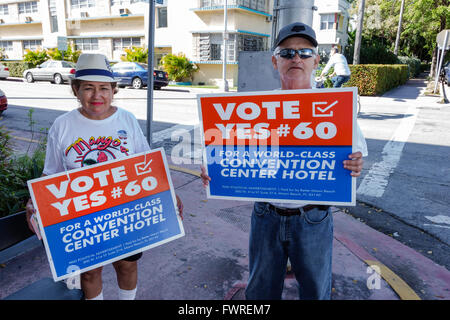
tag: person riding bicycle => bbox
[320,47,351,88]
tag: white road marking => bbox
[424,215,450,225]
[357,105,419,197]
[152,124,195,143]
[423,224,450,230]
[152,124,203,162]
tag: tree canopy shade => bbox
[350,0,449,62]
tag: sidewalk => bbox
[1,76,450,300]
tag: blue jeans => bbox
[245,202,333,300]
[332,75,350,88]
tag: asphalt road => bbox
[355,80,450,245]
[1,77,449,270]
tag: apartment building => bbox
[0,0,349,86]
[312,0,351,55]
[0,0,149,60]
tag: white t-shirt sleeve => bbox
[129,112,151,153]
[355,121,368,157]
[43,124,65,175]
[134,125,151,153]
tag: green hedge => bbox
[420,63,430,73]
[344,64,409,96]
[397,56,421,78]
[0,111,46,217]
[2,61,31,78]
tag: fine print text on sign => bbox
[28,148,184,281]
[197,88,357,206]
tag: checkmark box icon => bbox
[312,100,338,117]
[135,159,153,176]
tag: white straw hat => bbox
[73,53,117,82]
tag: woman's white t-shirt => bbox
[43,107,150,175]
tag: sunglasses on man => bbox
[276,48,316,60]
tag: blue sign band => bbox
[206,145,352,202]
[45,191,180,277]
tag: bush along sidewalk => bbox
[346,64,409,96]
[0,109,46,218]
[2,45,82,77]
[160,53,198,83]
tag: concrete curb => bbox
[333,210,450,300]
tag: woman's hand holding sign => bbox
[200,165,211,188]
[176,194,184,220]
[26,198,36,233]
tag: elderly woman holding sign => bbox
[25,53,183,300]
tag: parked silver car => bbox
[23,60,76,84]
[0,63,10,80]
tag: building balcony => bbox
[191,0,271,17]
[0,19,41,27]
[66,13,144,22]
[315,0,350,14]
[191,29,269,63]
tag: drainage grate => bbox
[216,204,254,233]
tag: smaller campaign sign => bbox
[197,88,357,206]
[28,148,184,281]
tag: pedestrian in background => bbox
[320,46,351,88]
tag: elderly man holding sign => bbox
[201,23,367,300]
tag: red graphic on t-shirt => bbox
[97,151,108,163]
[64,134,129,167]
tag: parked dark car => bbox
[111,62,169,89]
[0,88,7,116]
[23,60,76,84]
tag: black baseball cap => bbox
[273,22,318,50]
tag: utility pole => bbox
[394,0,405,55]
[434,30,449,94]
[275,0,315,32]
[271,0,280,48]
[222,0,229,92]
[237,0,316,92]
[146,0,156,148]
[353,0,366,64]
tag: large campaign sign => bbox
[28,148,184,281]
[198,88,357,206]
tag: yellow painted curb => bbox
[365,259,421,300]
[168,165,201,177]
[10,135,40,144]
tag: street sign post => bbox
[434,30,449,94]
[57,36,68,52]
[146,0,157,148]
